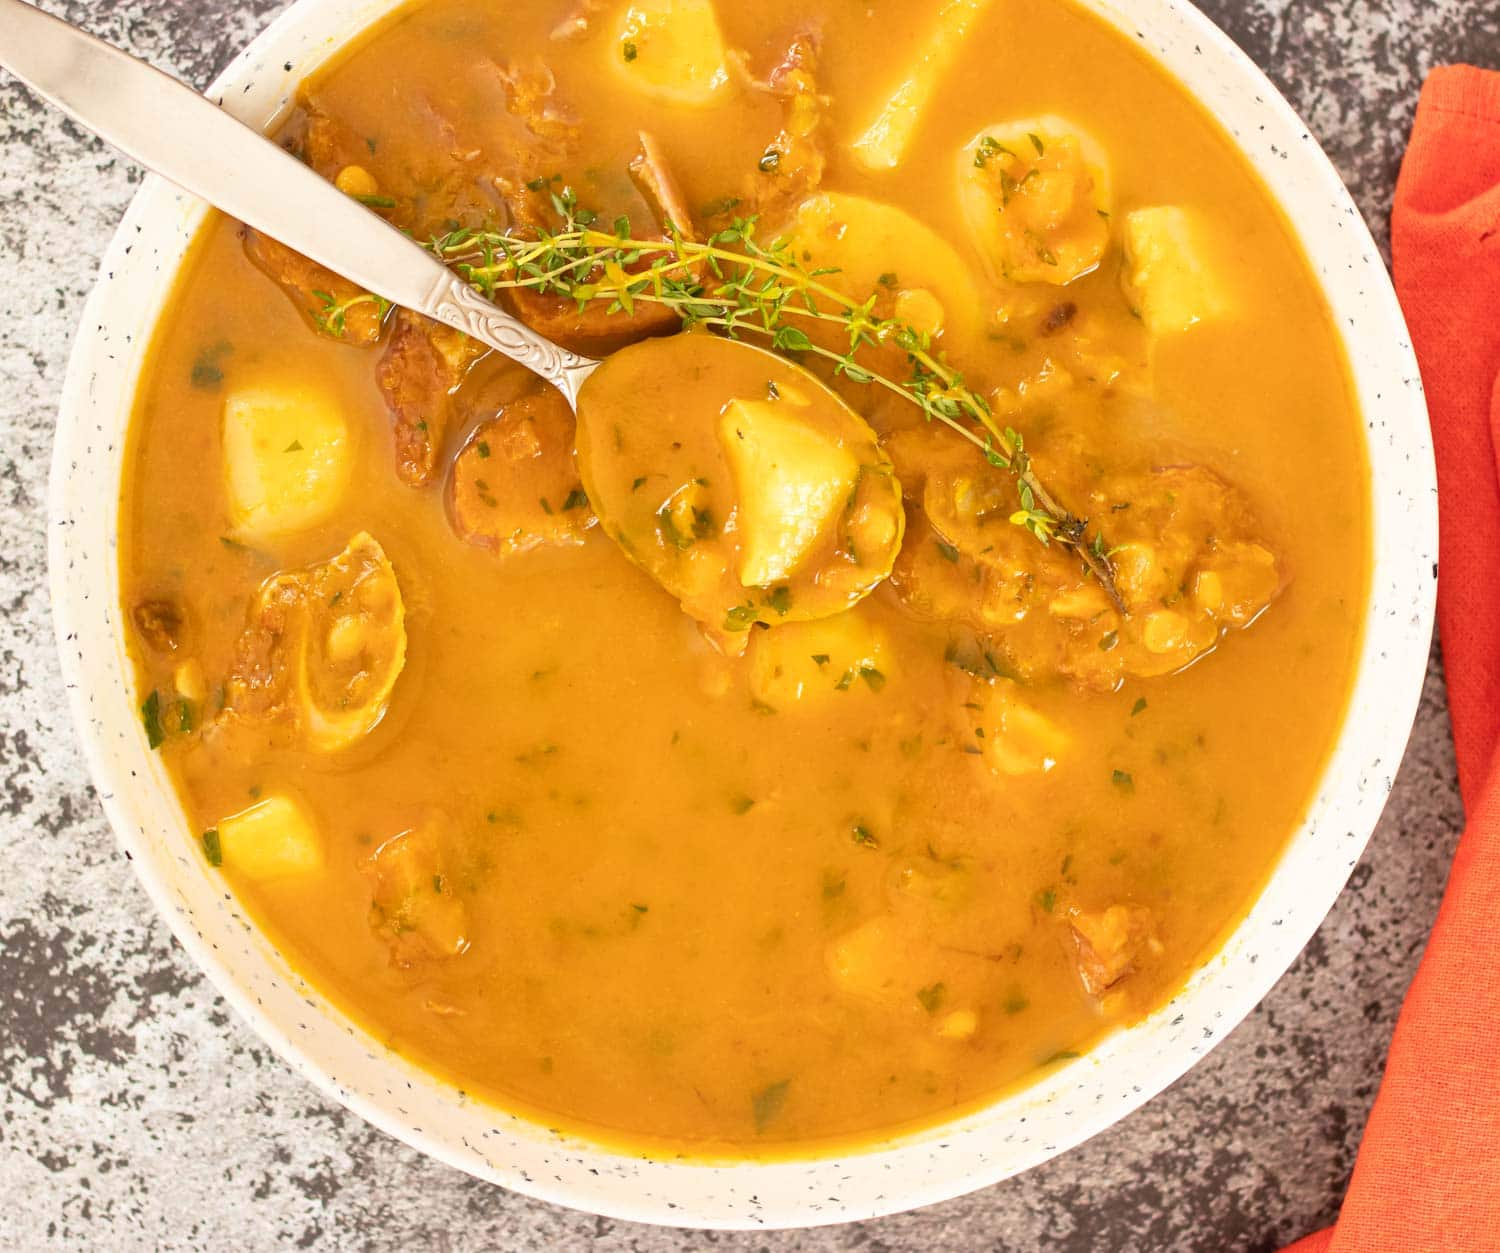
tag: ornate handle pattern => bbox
[423,273,599,406]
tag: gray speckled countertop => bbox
[2,2,1497,1249]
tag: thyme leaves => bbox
[424,194,1118,601]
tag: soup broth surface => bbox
[121,0,1369,1155]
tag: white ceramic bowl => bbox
[50,0,1436,1229]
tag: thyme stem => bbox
[428,194,1123,611]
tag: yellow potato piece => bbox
[1120,206,1230,336]
[747,609,891,708]
[222,382,352,541]
[826,916,908,1003]
[849,0,994,171]
[720,397,859,587]
[216,794,323,880]
[575,334,905,636]
[778,192,982,344]
[956,116,1112,286]
[615,0,729,107]
[964,677,1069,775]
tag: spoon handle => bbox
[0,0,598,403]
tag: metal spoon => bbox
[0,0,602,406]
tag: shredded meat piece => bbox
[133,599,185,654]
[745,33,827,225]
[447,386,596,555]
[241,227,387,345]
[376,310,488,487]
[1066,905,1161,997]
[495,58,580,146]
[221,576,301,730]
[299,103,360,176]
[629,131,695,235]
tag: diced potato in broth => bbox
[613,0,730,107]
[222,381,352,541]
[776,192,985,349]
[214,794,323,880]
[1120,205,1231,337]
[747,608,891,709]
[849,0,995,172]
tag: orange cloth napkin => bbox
[1285,64,1500,1252]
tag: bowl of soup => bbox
[51,0,1434,1228]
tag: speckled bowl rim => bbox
[49,0,1436,1231]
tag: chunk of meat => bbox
[221,533,407,752]
[1065,904,1161,997]
[133,598,186,654]
[745,34,827,225]
[376,310,488,487]
[448,386,596,555]
[630,130,696,235]
[240,227,388,345]
[495,58,581,147]
[364,817,471,969]
[503,133,694,355]
[893,451,1282,690]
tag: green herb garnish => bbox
[751,1079,790,1132]
[140,690,164,749]
[917,982,946,1014]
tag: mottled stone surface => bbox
[1,0,1497,1248]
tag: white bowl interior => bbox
[49,0,1436,1229]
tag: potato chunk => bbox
[826,916,907,1003]
[215,794,323,880]
[364,817,471,968]
[747,609,891,708]
[1120,206,1229,336]
[957,117,1112,285]
[576,333,905,639]
[720,397,860,587]
[777,192,982,345]
[614,0,730,107]
[960,675,1069,776]
[223,533,407,752]
[849,0,994,172]
[222,382,352,541]
[448,387,596,556]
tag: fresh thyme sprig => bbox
[427,189,1121,608]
